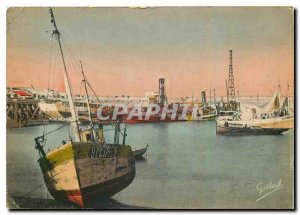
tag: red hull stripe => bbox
[65,190,84,208]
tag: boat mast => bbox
[49,8,81,141]
[191,91,194,106]
[213,88,216,106]
[122,127,127,145]
[237,90,240,112]
[114,122,120,145]
[209,82,212,114]
[80,61,97,141]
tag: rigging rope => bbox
[46,36,54,103]
[20,166,69,198]
[60,36,83,79]
[79,80,83,97]
[20,182,46,198]
[86,81,128,132]
[42,35,55,139]
[41,121,73,138]
[55,34,128,134]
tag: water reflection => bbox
[135,156,147,162]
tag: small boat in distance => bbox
[132,145,148,158]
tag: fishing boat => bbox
[216,91,294,135]
[217,116,293,135]
[132,145,148,158]
[34,8,135,208]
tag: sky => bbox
[6,7,294,98]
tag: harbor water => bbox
[7,120,294,209]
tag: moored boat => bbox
[216,116,293,135]
[132,145,148,158]
[216,91,294,135]
[34,8,135,208]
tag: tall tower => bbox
[227,50,237,110]
[158,78,167,105]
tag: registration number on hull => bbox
[88,147,115,159]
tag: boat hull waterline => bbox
[216,117,293,135]
[38,142,135,208]
[132,146,148,158]
[216,125,290,135]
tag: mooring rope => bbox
[20,167,67,198]
[20,182,46,198]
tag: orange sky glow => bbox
[7,7,294,98]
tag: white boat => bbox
[132,145,148,158]
[216,91,294,135]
